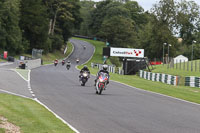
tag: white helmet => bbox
[102,65,108,70]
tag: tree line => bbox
[0,0,81,55]
[76,0,200,60]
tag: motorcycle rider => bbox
[79,65,90,79]
[62,59,65,65]
[66,60,71,69]
[54,59,58,66]
[76,58,79,63]
[94,64,109,87]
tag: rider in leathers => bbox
[94,64,109,86]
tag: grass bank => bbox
[0,94,74,133]
[75,37,200,104]
[14,42,73,65]
[42,42,73,65]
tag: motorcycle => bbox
[80,71,90,86]
[62,60,65,66]
[54,60,58,66]
[83,46,86,50]
[66,64,70,70]
[76,58,79,64]
[95,72,109,95]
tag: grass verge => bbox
[75,37,200,104]
[0,59,6,63]
[42,42,73,65]
[0,94,74,133]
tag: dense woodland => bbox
[0,0,81,55]
[0,0,200,60]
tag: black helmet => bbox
[83,65,87,69]
[102,65,108,70]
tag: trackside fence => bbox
[185,77,200,88]
[91,63,115,73]
[139,70,179,86]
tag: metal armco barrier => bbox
[185,77,200,88]
[91,63,115,73]
[140,70,179,86]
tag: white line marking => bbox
[34,98,80,133]
[28,68,80,132]
[0,89,31,99]
[111,80,200,106]
[66,41,75,60]
[13,69,28,82]
[0,89,79,132]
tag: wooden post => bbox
[187,61,189,71]
[180,60,181,70]
[183,61,185,70]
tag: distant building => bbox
[174,55,188,64]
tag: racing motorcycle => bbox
[95,72,109,95]
[80,71,90,86]
[76,58,79,64]
[66,64,70,70]
[62,60,65,66]
[54,60,58,66]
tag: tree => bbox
[176,0,200,45]
[99,16,138,48]
[123,1,147,29]
[151,0,177,32]
[43,0,82,51]
[138,15,177,59]
[89,0,112,36]
[78,0,95,36]
[20,0,49,52]
[0,0,23,54]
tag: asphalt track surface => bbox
[0,62,32,97]
[9,39,200,133]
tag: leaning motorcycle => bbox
[80,71,89,86]
[95,72,109,95]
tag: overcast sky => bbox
[92,0,200,11]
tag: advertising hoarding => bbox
[110,47,144,58]
[3,51,7,59]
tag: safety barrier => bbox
[185,77,200,88]
[139,70,179,86]
[18,58,41,69]
[91,63,115,73]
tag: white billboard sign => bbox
[110,47,144,58]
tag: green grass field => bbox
[0,94,74,133]
[75,37,200,104]
[152,61,200,77]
